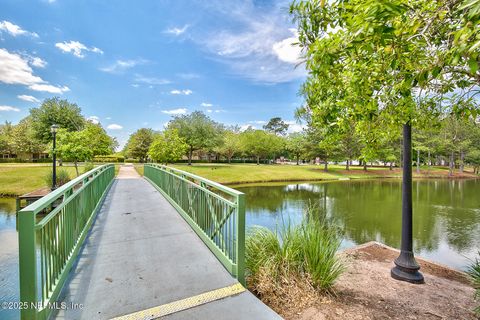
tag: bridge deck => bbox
[54,166,279,319]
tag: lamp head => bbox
[50,124,59,134]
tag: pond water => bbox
[236,179,480,271]
[0,179,479,319]
[0,198,19,320]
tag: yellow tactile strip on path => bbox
[110,283,246,320]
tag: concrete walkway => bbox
[55,166,280,320]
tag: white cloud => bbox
[170,89,193,95]
[194,1,305,83]
[100,59,147,74]
[239,124,254,131]
[285,120,305,133]
[0,105,20,112]
[0,49,69,93]
[29,84,70,94]
[206,109,224,113]
[87,116,100,124]
[17,95,40,103]
[200,102,213,107]
[30,56,47,68]
[272,29,302,64]
[107,124,123,130]
[134,75,171,85]
[55,40,103,58]
[0,49,43,85]
[105,117,112,120]
[249,120,267,124]
[131,84,140,88]
[165,25,189,36]
[0,20,39,38]
[161,108,188,115]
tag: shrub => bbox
[93,155,125,163]
[468,252,480,315]
[245,202,345,307]
[44,169,71,188]
[83,162,95,173]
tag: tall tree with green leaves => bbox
[148,129,188,164]
[0,121,14,156]
[263,117,290,136]
[215,130,242,163]
[286,132,308,165]
[240,129,284,165]
[57,123,115,175]
[125,128,155,162]
[290,0,479,283]
[30,97,85,143]
[168,111,223,165]
[11,117,46,156]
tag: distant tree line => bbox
[123,110,480,175]
[0,97,117,175]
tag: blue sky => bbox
[0,0,305,147]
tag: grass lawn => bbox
[0,163,121,196]
[136,163,478,185]
[2,162,477,196]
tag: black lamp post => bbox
[391,123,424,284]
[51,124,59,191]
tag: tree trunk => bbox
[256,156,260,165]
[228,156,232,164]
[363,162,367,171]
[188,146,193,165]
[346,159,350,171]
[427,150,431,171]
[416,149,420,174]
[74,160,79,177]
[296,153,299,165]
[449,152,454,177]
[460,151,465,173]
[324,161,328,172]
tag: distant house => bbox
[0,152,49,162]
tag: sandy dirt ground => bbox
[284,242,477,320]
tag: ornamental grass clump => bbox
[44,169,71,188]
[468,252,480,315]
[245,203,345,311]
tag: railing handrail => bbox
[144,163,245,285]
[18,164,115,320]
[144,163,243,196]
[20,164,113,215]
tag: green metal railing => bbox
[18,164,115,320]
[144,164,245,285]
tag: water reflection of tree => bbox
[239,179,480,254]
[0,198,17,226]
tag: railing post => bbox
[236,193,246,286]
[18,209,38,320]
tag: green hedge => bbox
[93,155,125,163]
[0,158,52,163]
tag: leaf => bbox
[468,58,479,74]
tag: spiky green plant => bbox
[245,202,344,293]
[467,252,480,315]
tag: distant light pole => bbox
[51,124,59,191]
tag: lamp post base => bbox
[391,251,424,284]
